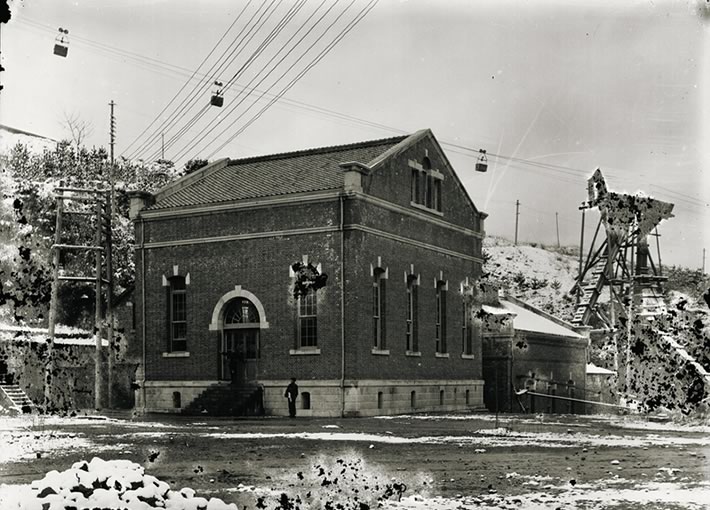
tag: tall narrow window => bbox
[435,281,447,354]
[462,302,474,355]
[298,291,318,348]
[406,275,418,352]
[421,172,428,206]
[373,268,386,349]
[426,174,434,209]
[434,179,442,212]
[411,169,419,204]
[169,276,187,352]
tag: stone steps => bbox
[0,384,36,412]
[183,384,263,416]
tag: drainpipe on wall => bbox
[340,193,346,417]
[140,217,147,413]
[337,162,370,417]
[127,191,152,414]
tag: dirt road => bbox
[1,412,708,508]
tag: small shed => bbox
[481,295,589,414]
[586,363,617,414]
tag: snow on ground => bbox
[377,412,710,434]
[0,323,103,345]
[0,416,133,464]
[110,427,710,450]
[167,467,710,510]
[386,481,710,510]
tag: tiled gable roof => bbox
[150,135,409,210]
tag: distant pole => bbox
[555,212,560,248]
[46,183,64,410]
[654,227,663,277]
[161,133,165,160]
[0,24,5,93]
[703,248,706,275]
[625,230,636,396]
[514,200,520,246]
[94,198,103,410]
[107,100,116,408]
[578,202,587,285]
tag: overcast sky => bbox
[1,0,708,270]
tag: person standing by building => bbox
[285,378,298,417]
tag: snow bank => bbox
[0,457,238,510]
[117,428,710,449]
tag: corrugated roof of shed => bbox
[499,299,584,339]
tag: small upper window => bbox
[409,158,442,212]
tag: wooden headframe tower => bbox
[571,169,674,330]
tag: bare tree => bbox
[61,112,94,147]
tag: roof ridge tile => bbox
[227,134,409,166]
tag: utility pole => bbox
[555,212,560,248]
[94,198,103,410]
[703,248,706,275]
[48,184,109,411]
[514,200,520,246]
[0,23,5,93]
[578,202,588,290]
[107,100,116,408]
[46,184,64,410]
[161,132,165,160]
[654,227,663,277]
[624,230,637,397]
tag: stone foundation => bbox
[142,380,219,413]
[142,378,485,416]
[261,378,485,417]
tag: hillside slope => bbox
[483,236,580,322]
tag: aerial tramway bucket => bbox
[54,28,69,57]
[475,149,488,172]
[211,80,224,107]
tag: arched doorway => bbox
[208,285,270,384]
[220,298,260,383]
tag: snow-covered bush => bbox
[2,457,237,510]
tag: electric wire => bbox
[204,0,381,162]
[142,0,311,163]
[169,0,345,163]
[139,0,306,162]
[120,1,254,157]
[171,0,362,164]
[14,13,708,219]
[14,14,605,180]
[129,0,282,161]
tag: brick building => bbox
[128,129,488,416]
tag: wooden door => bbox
[222,329,258,383]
